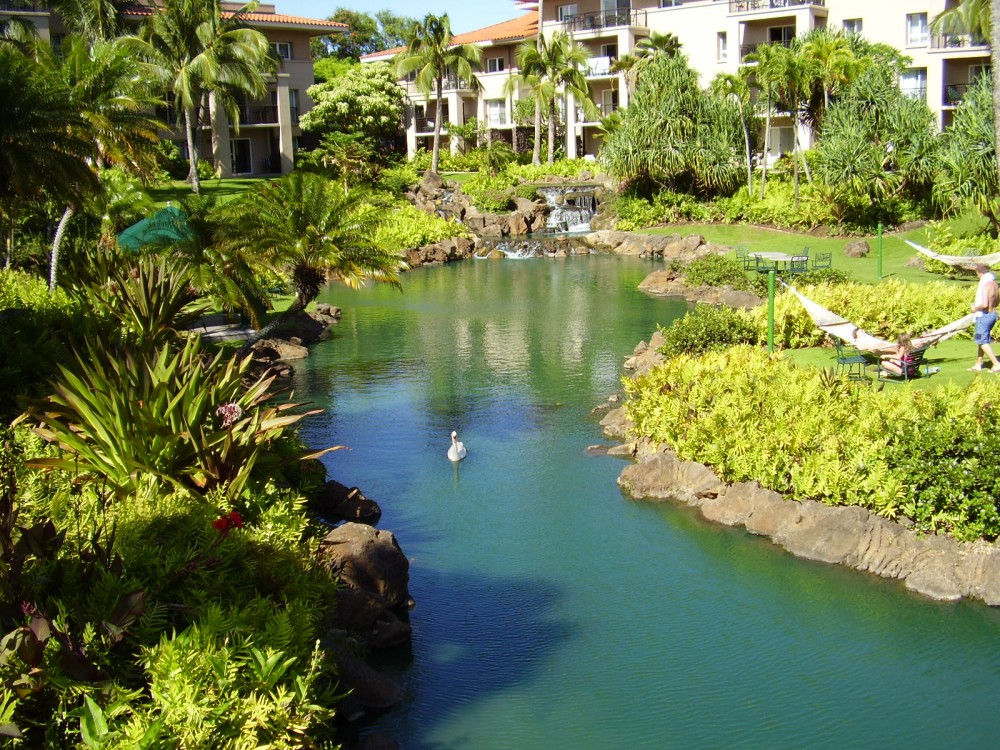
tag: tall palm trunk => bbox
[760,97,772,200]
[740,105,753,195]
[431,78,444,173]
[184,106,201,195]
[49,206,74,293]
[547,97,557,164]
[532,96,542,165]
[992,1,1000,178]
[3,223,12,269]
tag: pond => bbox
[294,255,1000,749]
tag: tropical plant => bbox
[634,30,682,63]
[932,0,1000,178]
[216,172,403,346]
[393,13,482,173]
[709,69,757,195]
[800,29,861,127]
[300,61,405,148]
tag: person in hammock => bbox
[968,264,1000,373]
[879,333,913,378]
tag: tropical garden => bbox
[4,0,1000,743]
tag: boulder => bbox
[845,238,871,258]
[326,642,402,721]
[508,211,530,236]
[269,308,339,344]
[252,337,308,361]
[318,523,412,610]
[312,479,383,524]
[618,450,724,505]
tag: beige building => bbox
[365,0,988,162]
[0,1,343,177]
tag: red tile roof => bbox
[123,5,346,32]
[362,12,538,62]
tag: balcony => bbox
[487,113,509,128]
[236,106,279,125]
[729,0,824,11]
[0,0,47,11]
[931,33,988,50]
[560,8,648,33]
[944,83,970,105]
[576,101,620,124]
[586,56,614,77]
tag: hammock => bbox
[904,240,1000,268]
[781,282,975,354]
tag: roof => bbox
[122,5,347,34]
[361,12,537,62]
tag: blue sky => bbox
[280,1,525,34]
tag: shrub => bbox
[373,204,471,251]
[462,171,518,213]
[682,255,752,291]
[615,190,714,230]
[506,159,593,181]
[658,305,758,358]
[377,164,420,194]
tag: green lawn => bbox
[644,222,980,286]
[148,177,264,206]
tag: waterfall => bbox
[537,186,599,233]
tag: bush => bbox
[616,190,715,230]
[658,305,758,358]
[373,204,471,251]
[624,346,1000,540]
[376,165,421,194]
[682,255,752,291]
[462,171,518,213]
[506,159,593,181]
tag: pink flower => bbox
[215,402,244,429]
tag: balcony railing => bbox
[0,0,47,11]
[487,114,509,127]
[586,56,614,77]
[739,39,792,62]
[931,33,988,50]
[560,9,647,33]
[901,86,928,101]
[944,83,970,105]
[729,0,824,11]
[576,101,619,123]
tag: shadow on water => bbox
[362,570,574,750]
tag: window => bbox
[486,99,507,127]
[289,89,299,124]
[487,56,506,73]
[843,18,862,35]
[601,89,619,115]
[970,64,991,83]
[769,25,795,45]
[717,31,727,62]
[601,43,618,59]
[557,4,578,21]
[906,13,928,46]
[659,0,682,6]
[271,42,291,60]
[900,68,927,100]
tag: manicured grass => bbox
[644,222,976,287]
[441,171,477,185]
[148,177,264,206]
[780,337,989,391]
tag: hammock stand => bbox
[781,281,974,355]
[904,240,1000,268]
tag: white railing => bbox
[586,56,614,76]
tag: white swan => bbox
[448,431,467,462]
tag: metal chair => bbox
[755,254,777,273]
[789,256,809,274]
[735,245,753,271]
[812,252,832,270]
[834,341,869,381]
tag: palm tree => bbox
[124,0,274,194]
[932,0,1000,177]
[394,14,481,174]
[44,35,165,290]
[52,0,130,41]
[518,31,594,164]
[0,46,98,268]
[216,172,405,347]
[710,70,756,195]
[512,38,548,165]
[801,30,858,127]
[747,42,782,199]
[634,31,682,64]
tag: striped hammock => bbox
[905,240,1000,268]
[781,282,975,354]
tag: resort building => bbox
[362,0,989,162]
[0,1,344,177]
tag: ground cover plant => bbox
[624,346,1000,540]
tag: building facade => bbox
[0,1,343,178]
[365,0,988,162]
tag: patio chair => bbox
[834,340,869,381]
[789,255,809,274]
[755,254,778,273]
[735,245,753,271]
[877,348,930,383]
[812,252,832,270]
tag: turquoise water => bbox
[294,256,1000,749]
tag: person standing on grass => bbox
[968,263,1000,372]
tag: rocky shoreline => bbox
[598,330,1000,606]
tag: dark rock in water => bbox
[313,479,383,524]
[326,641,402,720]
[318,523,412,610]
[354,733,402,750]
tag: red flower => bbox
[212,510,244,534]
